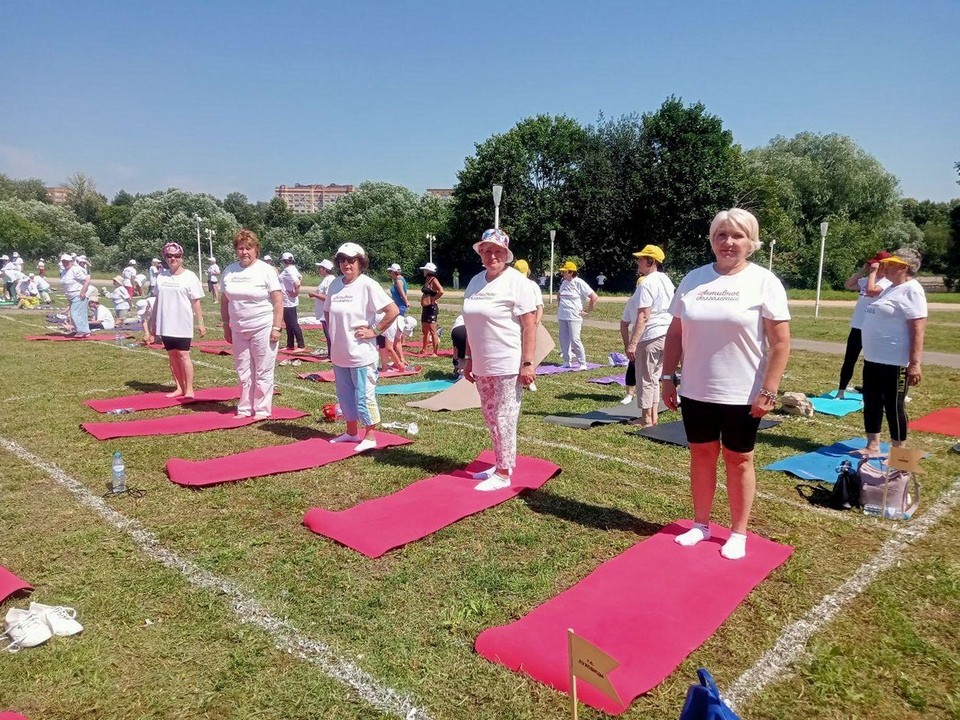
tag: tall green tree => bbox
[65,172,107,224]
[0,174,50,203]
[0,199,102,260]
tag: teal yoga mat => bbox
[376,380,455,395]
[809,390,864,417]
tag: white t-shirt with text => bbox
[862,279,927,367]
[154,269,204,338]
[850,276,892,329]
[557,276,594,321]
[323,274,394,368]
[463,267,537,376]
[279,266,302,308]
[221,260,282,334]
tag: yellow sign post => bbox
[567,628,622,719]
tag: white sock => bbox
[721,532,747,560]
[472,467,512,480]
[474,474,511,492]
[354,436,378,453]
[330,433,360,444]
[675,523,710,547]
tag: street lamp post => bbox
[492,185,503,230]
[768,238,776,272]
[193,214,203,275]
[205,228,216,260]
[426,234,434,265]
[549,229,556,305]
[815,221,829,319]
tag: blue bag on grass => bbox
[679,668,741,720]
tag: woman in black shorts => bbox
[418,261,444,355]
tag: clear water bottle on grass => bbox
[111,451,127,493]
[105,408,134,415]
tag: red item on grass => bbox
[85,386,245,413]
[166,431,413,487]
[81,407,308,440]
[909,407,960,436]
[475,521,793,714]
[24,334,132,342]
[303,452,560,558]
[0,712,30,720]
[0,565,32,604]
[199,346,232,356]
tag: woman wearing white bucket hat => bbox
[462,229,538,491]
[418,261,444,355]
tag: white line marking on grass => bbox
[723,477,960,711]
[0,435,432,720]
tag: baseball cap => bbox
[866,250,892,264]
[335,242,366,258]
[559,260,578,272]
[633,245,665,263]
[60,253,73,262]
[317,259,334,271]
[281,251,294,261]
[388,263,402,273]
[128,259,137,265]
[514,259,530,277]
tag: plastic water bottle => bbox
[863,503,882,517]
[114,329,124,348]
[105,408,134,415]
[111,451,127,493]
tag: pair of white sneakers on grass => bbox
[2,602,83,652]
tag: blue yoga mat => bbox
[809,390,864,417]
[376,380,455,396]
[764,437,890,483]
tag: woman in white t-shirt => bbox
[206,257,221,304]
[661,208,790,561]
[144,242,206,399]
[110,276,132,320]
[220,230,284,418]
[279,252,306,352]
[463,229,538,491]
[626,244,675,427]
[556,260,597,368]
[836,251,892,399]
[323,242,399,452]
[308,259,336,357]
[87,298,116,330]
[859,248,927,456]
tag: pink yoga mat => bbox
[24,333,132,342]
[909,407,960,436]
[200,346,232,356]
[85,386,244,413]
[82,406,308,440]
[0,712,29,720]
[0,565,32,604]
[304,452,560,557]
[297,366,422,382]
[166,430,413,486]
[475,521,793,714]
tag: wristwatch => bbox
[522,361,533,367]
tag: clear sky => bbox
[2,0,958,203]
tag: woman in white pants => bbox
[220,230,284,418]
[556,260,597,368]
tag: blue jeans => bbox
[70,296,90,334]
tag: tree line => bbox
[2,97,958,290]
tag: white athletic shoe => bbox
[29,602,83,637]
[330,433,360,444]
[620,395,635,405]
[354,437,378,453]
[474,474,512,492]
[472,466,512,480]
[2,607,53,652]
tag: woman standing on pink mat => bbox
[144,242,206,399]
[462,229,538,491]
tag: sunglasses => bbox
[164,253,183,259]
[337,256,360,264]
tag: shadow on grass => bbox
[555,391,622,403]
[522,489,662,536]
[124,380,174,393]
[758,431,823,454]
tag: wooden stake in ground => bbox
[567,627,622,719]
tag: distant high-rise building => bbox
[46,186,70,205]
[274,183,356,213]
[426,188,454,199]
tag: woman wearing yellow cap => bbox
[625,245,675,427]
[557,260,598,368]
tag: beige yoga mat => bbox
[407,324,555,412]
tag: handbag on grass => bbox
[678,668,741,720]
[858,459,919,520]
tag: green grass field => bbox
[1,303,959,719]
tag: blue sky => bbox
[2,0,958,203]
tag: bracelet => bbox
[660,373,679,384]
[373,326,381,336]
[272,326,281,332]
[759,388,777,401]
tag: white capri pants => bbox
[233,324,279,417]
[637,334,666,411]
[558,319,585,366]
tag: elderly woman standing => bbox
[661,209,790,560]
[463,230,538,491]
[279,251,306,352]
[419,262,444,355]
[144,242,206,398]
[836,251,891,399]
[220,230,284,418]
[206,256,221,304]
[626,245,675,427]
[59,253,91,337]
[556,260,598,368]
[859,248,927,456]
[324,242,399,452]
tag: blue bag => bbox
[678,668,741,720]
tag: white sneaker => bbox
[354,437,378,453]
[620,395,635,405]
[474,474,512,492]
[330,433,360,444]
[528,382,538,392]
[29,602,83,637]
[3,607,53,652]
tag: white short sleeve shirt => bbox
[221,260,282,333]
[324,274,394,368]
[463,267,537,376]
[154,269,204,338]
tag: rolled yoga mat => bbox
[303,451,560,558]
[166,431,413,487]
[85,386,245,413]
[82,406,308,440]
[24,333,134,341]
[629,419,779,448]
[475,521,793,714]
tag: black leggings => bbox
[451,325,467,360]
[862,360,908,441]
[282,306,304,349]
[838,327,862,391]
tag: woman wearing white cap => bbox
[144,242,206,398]
[206,257,221,304]
[220,230,284,418]
[308,259,336,356]
[87,297,116,330]
[15,273,40,309]
[122,259,138,297]
[418,261,444,355]
[1,255,18,301]
[59,254,91,336]
[625,245,675,427]
[149,258,162,296]
[279,251,306,352]
[557,260,598,368]
[463,229,538,491]
[323,242,399,452]
[388,263,409,316]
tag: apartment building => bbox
[274,183,356,213]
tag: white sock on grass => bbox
[472,467,512,480]
[330,433,360,444]
[721,532,747,560]
[675,523,710,547]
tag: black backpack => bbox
[830,459,862,510]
